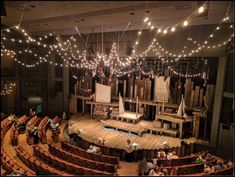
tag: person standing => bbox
[125,139,134,162]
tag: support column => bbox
[210,57,227,146]
[63,62,69,112]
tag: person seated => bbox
[152,158,158,166]
[8,114,16,123]
[149,166,163,176]
[227,159,233,168]
[48,118,59,132]
[158,150,167,160]
[194,155,205,164]
[139,158,150,175]
[95,147,102,155]
[97,137,105,146]
[204,163,213,173]
[212,160,225,172]
[170,167,178,175]
[87,145,99,154]
[204,152,213,161]
[167,151,178,160]
[87,145,95,153]
[161,168,168,176]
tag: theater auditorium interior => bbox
[1,1,234,176]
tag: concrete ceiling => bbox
[1,1,233,36]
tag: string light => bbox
[1,82,16,96]
[183,20,188,27]
[198,6,204,14]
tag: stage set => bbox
[68,76,212,157]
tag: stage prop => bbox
[154,76,171,103]
[95,83,111,103]
[102,119,145,136]
[110,94,143,123]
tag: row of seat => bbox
[156,156,217,175]
[32,145,115,175]
[50,116,61,142]
[49,143,117,173]
[61,141,119,166]
[38,116,49,144]
[10,115,30,146]
[15,146,71,176]
[73,135,194,161]
[202,167,234,175]
[10,126,19,146]
[26,116,42,145]
[1,119,35,176]
[1,149,35,176]
[156,151,208,167]
[1,116,13,141]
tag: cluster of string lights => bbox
[1,82,16,96]
[1,1,233,80]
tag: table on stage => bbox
[156,114,193,138]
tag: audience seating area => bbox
[15,146,71,176]
[61,141,119,166]
[1,149,35,176]
[1,114,233,176]
[32,145,114,175]
[49,144,117,174]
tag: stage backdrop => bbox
[95,83,111,103]
[154,76,170,102]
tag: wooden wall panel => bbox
[193,86,200,107]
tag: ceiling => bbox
[2,1,233,36]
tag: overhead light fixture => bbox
[163,29,168,34]
[157,29,162,33]
[171,27,176,32]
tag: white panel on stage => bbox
[154,76,170,102]
[95,83,111,103]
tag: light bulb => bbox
[148,22,151,26]
[183,20,188,26]
[198,6,204,13]
[138,31,142,35]
[209,34,213,38]
[150,26,154,30]
[163,29,168,34]
[157,29,162,33]
[144,17,149,22]
[171,27,176,32]
[216,26,220,30]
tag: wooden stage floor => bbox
[69,114,208,150]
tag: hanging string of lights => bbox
[1,82,16,96]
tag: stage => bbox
[68,114,208,150]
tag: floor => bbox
[68,114,206,150]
